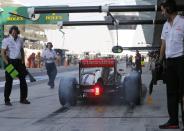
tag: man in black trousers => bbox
[159,0,184,129]
[1,26,30,106]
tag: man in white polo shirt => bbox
[159,0,184,129]
[1,26,30,106]
[42,42,57,88]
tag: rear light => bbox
[93,83,103,96]
[94,86,100,96]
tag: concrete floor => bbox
[0,63,181,131]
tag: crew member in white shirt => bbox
[1,26,30,106]
[159,0,184,129]
[42,42,57,88]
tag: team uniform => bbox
[135,52,142,74]
[42,48,57,88]
[161,15,184,125]
[2,35,28,103]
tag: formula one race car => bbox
[58,58,144,106]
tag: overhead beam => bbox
[122,46,160,51]
[33,5,184,14]
[61,20,164,26]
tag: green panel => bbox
[0,24,3,46]
[5,64,14,73]
[0,24,4,68]
[10,69,19,78]
[1,6,69,25]
[0,13,2,25]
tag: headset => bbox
[161,0,177,14]
[9,26,20,34]
[46,42,53,48]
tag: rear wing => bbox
[79,59,116,68]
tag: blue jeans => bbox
[45,63,57,87]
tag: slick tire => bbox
[58,77,78,106]
[121,70,142,105]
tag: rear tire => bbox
[120,70,142,105]
[58,77,78,106]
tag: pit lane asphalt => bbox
[0,62,182,131]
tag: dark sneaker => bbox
[20,99,31,104]
[159,122,179,129]
[5,101,12,106]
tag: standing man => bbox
[125,54,129,67]
[42,42,57,88]
[135,50,142,74]
[1,26,30,106]
[159,0,184,129]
